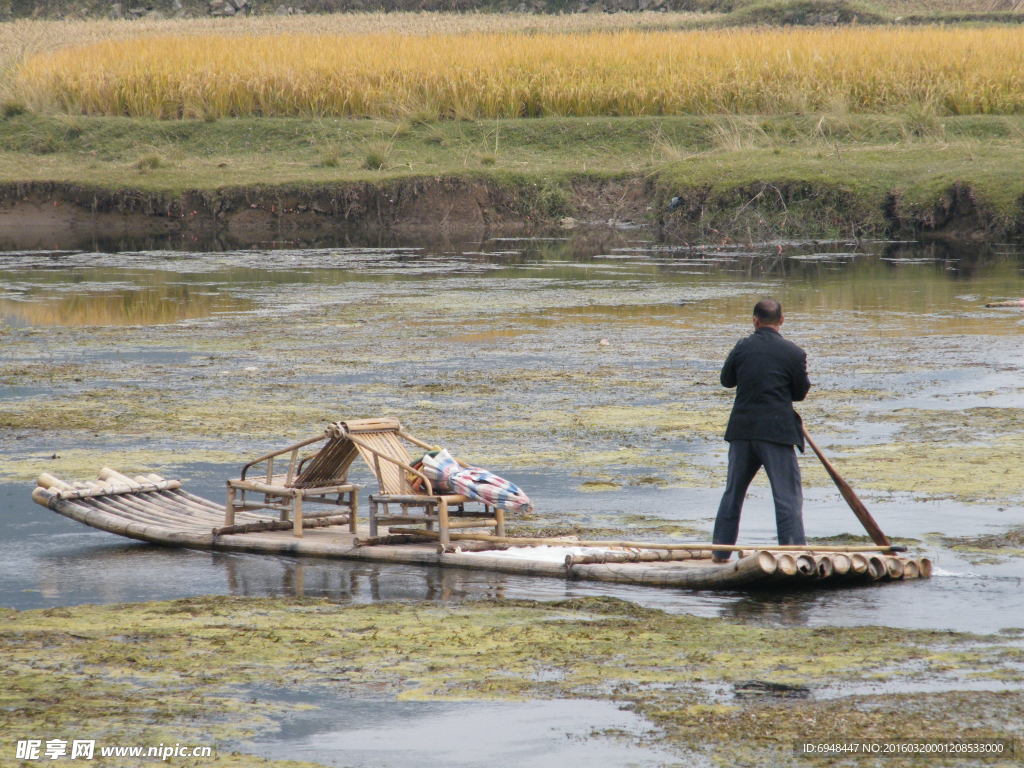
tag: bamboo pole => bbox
[755,550,778,576]
[437,540,511,554]
[384,528,903,553]
[45,478,182,500]
[213,515,352,536]
[79,493,200,531]
[901,559,920,580]
[565,549,712,566]
[160,488,230,515]
[104,487,222,523]
[795,554,817,577]
[866,555,887,580]
[814,555,834,579]
[444,518,499,530]
[885,557,905,580]
[36,473,74,491]
[98,467,141,487]
[568,550,777,587]
[775,553,797,576]
[830,553,852,576]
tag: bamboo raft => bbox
[31,469,932,590]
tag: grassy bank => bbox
[3,596,1021,767]
[2,112,1024,239]
[3,14,1024,240]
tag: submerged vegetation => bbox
[3,596,1022,767]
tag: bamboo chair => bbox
[334,418,505,547]
[224,429,360,537]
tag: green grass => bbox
[2,112,1024,237]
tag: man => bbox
[712,298,810,563]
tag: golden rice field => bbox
[0,11,709,95]
[11,24,1024,119]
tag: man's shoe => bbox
[712,555,731,564]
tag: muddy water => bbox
[2,234,1023,632]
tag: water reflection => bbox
[0,284,251,327]
[223,555,517,604]
[12,533,1021,634]
[2,237,1021,330]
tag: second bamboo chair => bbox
[335,418,504,547]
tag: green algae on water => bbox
[2,596,1022,768]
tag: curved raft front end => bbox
[32,469,932,590]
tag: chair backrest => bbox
[291,436,359,489]
[333,418,413,494]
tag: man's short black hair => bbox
[753,298,782,324]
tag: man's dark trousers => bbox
[713,439,805,556]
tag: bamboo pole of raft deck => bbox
[37,489,216,549]
[565,549,714,566]
[567,550,779,588]
[801,425,891,547]
[77,483,225,529]
[88,483,216,524]
[814,555,834,579]
[866,555,887,580]
[385,528,903,553]
[356,534,441,547]
[213,515,352,535]
[38,475,182,500]
[78,491,210,530]
[885,557,904,580]
[830,553,852,576]
[795,554,817,577]
[775,553,797,576]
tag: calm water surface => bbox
[2,234,1023,633]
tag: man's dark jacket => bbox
[721,326,810,451]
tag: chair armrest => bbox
[239,434,326,481]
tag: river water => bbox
[2,232,1023,635]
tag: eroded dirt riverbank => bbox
[1,173,1021,255]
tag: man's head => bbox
[752,298,783,329]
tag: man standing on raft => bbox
[712,298,811,563]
